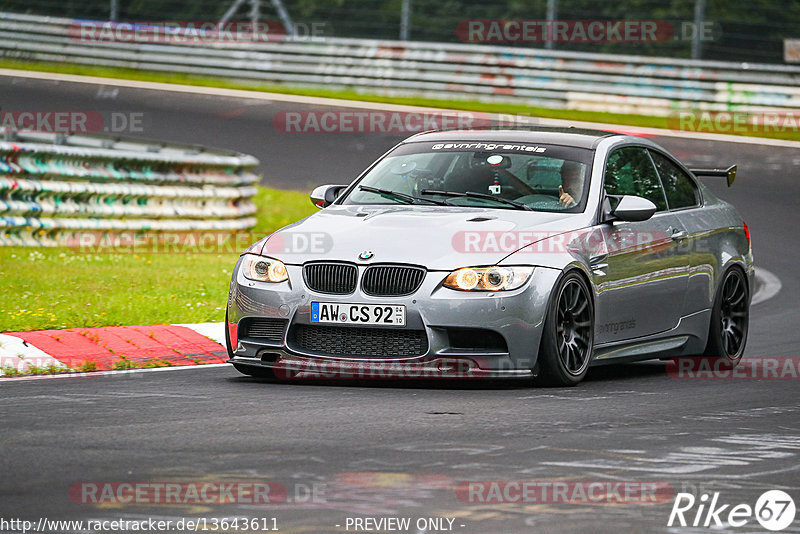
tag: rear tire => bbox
[703,267,749,365]
[534,271,594,387]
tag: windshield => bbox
[341,141,594,212]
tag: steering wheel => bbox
[530,187,561,197]
[409,168,445,196]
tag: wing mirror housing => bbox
[310,184,347,208]
[604,195,657,222]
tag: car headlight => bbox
[241,254,289,283]
[443,266,533,291]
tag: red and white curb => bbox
[0,322,227,378]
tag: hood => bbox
[252,205,585,270]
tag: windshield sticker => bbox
[431,142,546,152]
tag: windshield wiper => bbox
[420,189,533,211]
[358,185,450,206]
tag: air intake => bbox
[241,318,288,342]
[292,325,428,358]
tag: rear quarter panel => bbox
[676,190,753,315]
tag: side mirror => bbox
[607,195,657,222]
[310,184,347,208]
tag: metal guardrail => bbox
[3,12,800,115]
[0,130,258,246]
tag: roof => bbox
[403,127,620,150]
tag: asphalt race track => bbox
[1,73,799,533]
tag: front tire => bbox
[535,271,594,387]
[703,267,749,365]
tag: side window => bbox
[650,151,700,209]
[604,147,667,211]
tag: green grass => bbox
[251,186,316,234]
[3,58,799,141]
[0,186,316,332]
[1,365,21,377]
[113,356,138,370]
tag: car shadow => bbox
[225,360,671,390]
[584,360,669,382]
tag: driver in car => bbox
[558,160,584,208]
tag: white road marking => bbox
[544,432,800,475]
[753,267,782,305]
[712,434,800,449]
[4,68,800,148]
[0,362,231,383]
[0,392,210,405]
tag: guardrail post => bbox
[400,0,411,41]
[545,0,557,50]
[692,0,707,60]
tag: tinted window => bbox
[343,142,593,212]
[604,147,667,211]
[650,151,700,209]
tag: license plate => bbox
[311,302,406,326]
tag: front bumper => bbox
[226,259,561,377]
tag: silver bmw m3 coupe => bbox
[226,128,753,386]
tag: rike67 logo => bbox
[668,490,796,531]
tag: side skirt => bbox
[590,309,710,366]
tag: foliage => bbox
[4,0,800,61]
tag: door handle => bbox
[670,229,688,241]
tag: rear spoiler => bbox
[689,165,737,187]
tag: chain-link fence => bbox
[1,0,800,63]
